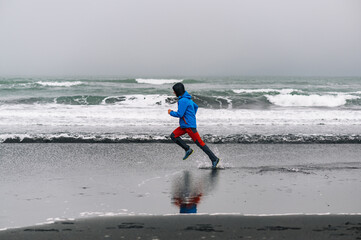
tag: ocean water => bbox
[0,76,360,143]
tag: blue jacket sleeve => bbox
[170,99,188,118]
[193,102,198,114]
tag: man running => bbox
[168,83,220,169]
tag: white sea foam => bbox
[214,96,233,109]
[266,94,358,107]
[101,94,177,107]
[136,78,183,85]
[1,103,361,136]
[0,133,31,143]
[36,81,84,87]
[0,132,171,143]
[233,89,298,94]
[121,94,171,107]
[80,211,128,217]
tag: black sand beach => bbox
[1,214,361,240]
[1,143,361,239]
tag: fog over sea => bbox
[1,76,361,143]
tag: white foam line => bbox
[80,211,129,217]
[0,228,11,231]
[233,89,298,94]
[136,79,183,85]
[0,217,76,232]
[45,217,75,222]
[36,81,84,87]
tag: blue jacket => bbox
[170,91,198,128]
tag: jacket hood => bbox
[179,91,191,99]
[173,82,185,97]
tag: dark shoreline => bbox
[1,214,361,240]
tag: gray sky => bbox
[0,0,360,76]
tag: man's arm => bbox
[169,100,188,118]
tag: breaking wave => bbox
[135,78,183,85]
[1,95,177,106]
[2,93,360,109]
[266,94,358,107]
[35,81,84,87]
[0,81,85,90]
[234,88,361,108]
[1,133,361,143]
[233,89,298,94]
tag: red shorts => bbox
[172,127,205,147]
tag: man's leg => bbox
[170,127,189,151]
[186,128,218,162]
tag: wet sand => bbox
[1,143,361,238]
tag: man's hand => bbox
[168,109,172,114]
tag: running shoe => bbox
[212,158,220,169]
[183,149,194,160]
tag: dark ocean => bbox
[1,76,360,143]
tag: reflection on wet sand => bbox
[171,170,219,213]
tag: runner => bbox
[168,83,220,169]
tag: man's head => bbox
[172,82,185,97]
